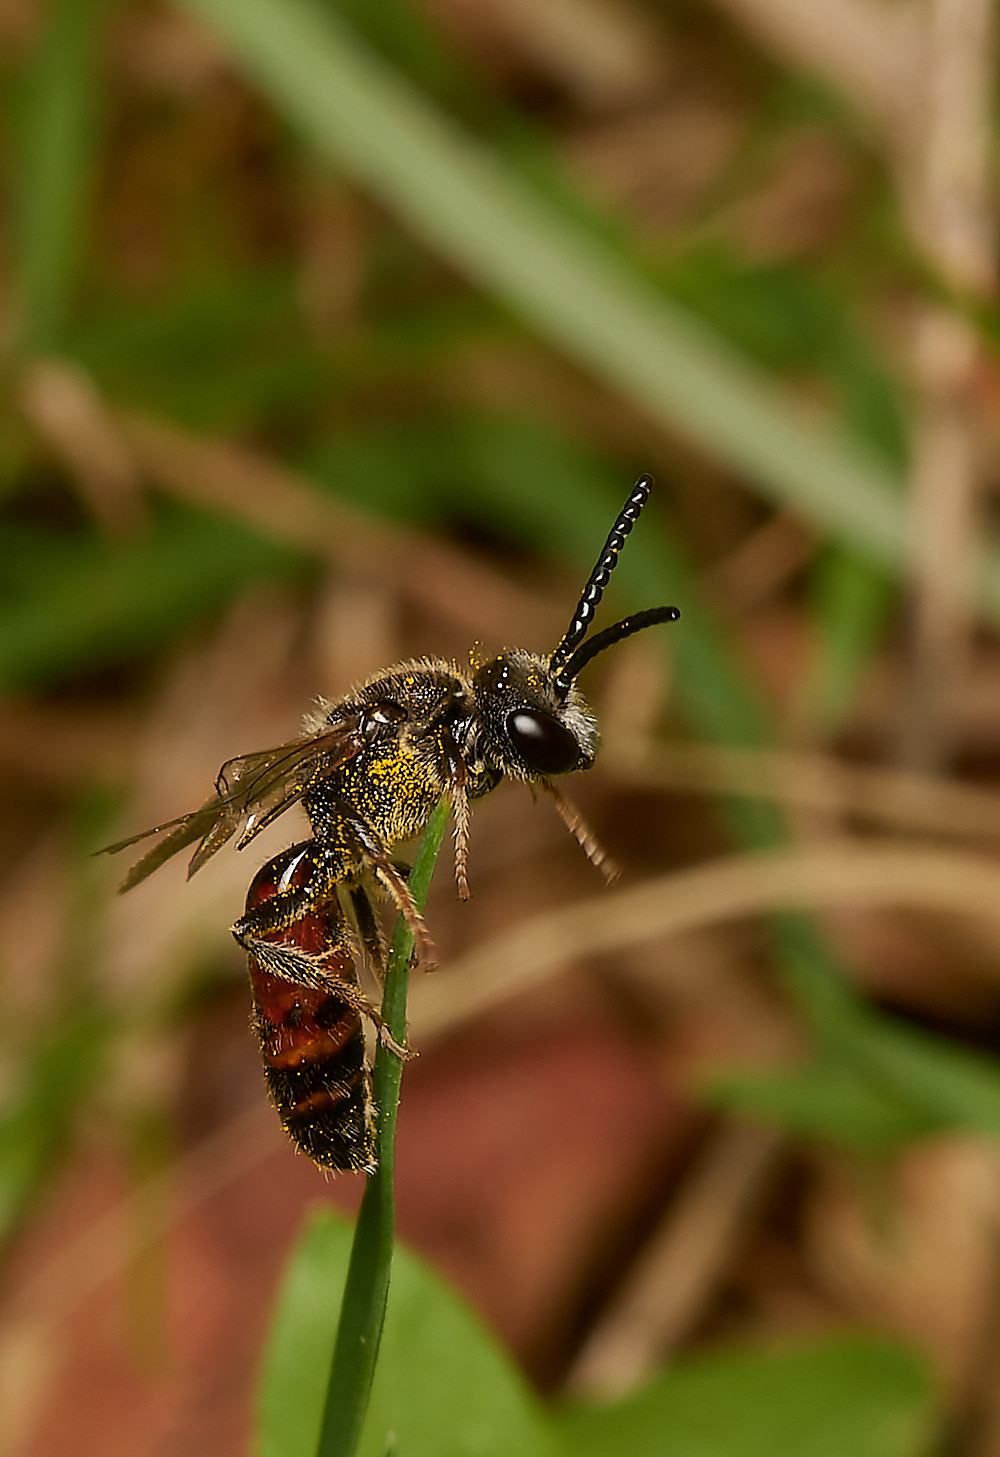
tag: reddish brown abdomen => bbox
[244,847,375,1173]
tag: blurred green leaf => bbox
[306,421,455,527]
[11,0,106,351]
[798,548,894,735]
[556,1337,934,1457]
[706,1002,1000,1152]
[0,1000,111,1241]
[0,506,302,689]
[307,411,658,545]
[851,1014,1000,1140]
[704,1061,942,1154]
[69,268,332,430]
[256,1208,556,1457]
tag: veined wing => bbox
[100,722,364,891]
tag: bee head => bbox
[473,477,679,782]
[472,648,598,781]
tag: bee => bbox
[102,477,679,1173]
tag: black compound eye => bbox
[506,709,581,775]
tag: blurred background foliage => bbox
[2,0,1000,1452]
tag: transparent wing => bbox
[99,720,364,891]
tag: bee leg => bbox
[308,973,411,1061]
[344,886,415,1058]
[235,925,332,986]
[232,842,347,986]
[449,777,471,902]
[334,804,436,967]
[440,727,471,900]
[237,918,410,1059]
[543,781,620,883]
[348,884,387,986]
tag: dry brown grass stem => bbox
[606,739,1000,846]
[700,513,816,618]
[702,0,921,150]
[113,411,559,647]
[466,0,667,110]
[566,1119,784,1397]
[20,372,561,648]
[411,841,1000,1037]
[905,0,996,287]
[898,0,995,770]
[901,328,981,770]
[19,361,145,536]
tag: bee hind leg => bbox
[236,925,410,1060]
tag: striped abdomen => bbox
[244,846,375,1173]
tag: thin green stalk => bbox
[315,796,451,1457]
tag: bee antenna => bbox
[556,605,680,688]
[549,477,675,695]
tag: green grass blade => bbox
[176,0,908,571]
[11,0,106,352]
[316,795,450,1457]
